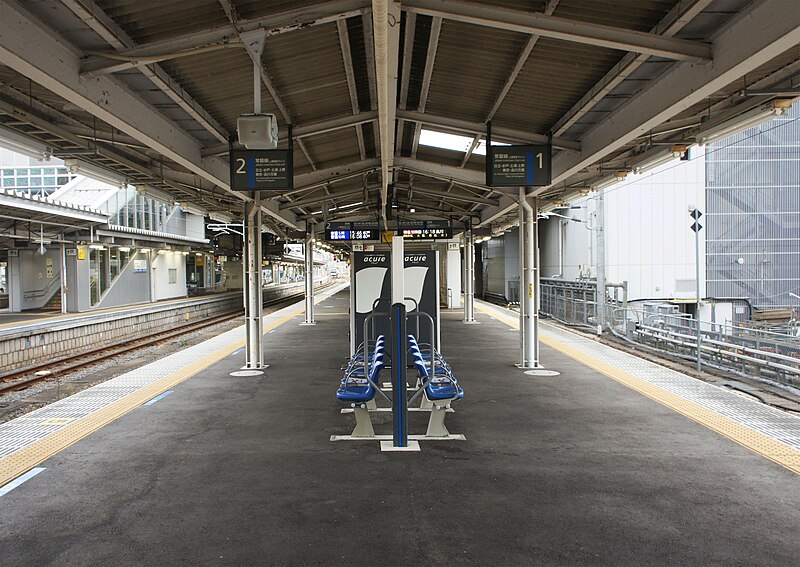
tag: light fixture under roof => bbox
[696,100,790,145]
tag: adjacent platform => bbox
[0,288,798,565]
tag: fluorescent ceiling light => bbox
[178,201,208,216]
[136,184,175,206]
[0,126,51,161]
[328,201,363,212]
[209,211,234,224]
[696,102,788,145]
[633,149,680,174]
[64,158,127,187]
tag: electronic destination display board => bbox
[325,221,381,241]
[488,144,551,187]
[229,149,293,191]
[399,220,452,240]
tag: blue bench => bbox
[408,334,463,436]
[336,337,386,437]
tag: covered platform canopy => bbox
[0,0,798,235]
[0,187,108,248]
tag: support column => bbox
[7,251,22,312]
[244,192,264,369]
[518,188,540,368]
[391,234,404,305]
[302,223,316,325]
[463,226,476,323]
[60,243,67,314]
[595,190,606,334]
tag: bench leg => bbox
[425,402,451,437]
[366,398,377,411]
[419,390,433,410]
[351,404,375,437]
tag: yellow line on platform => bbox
[474,302,800,475]
[0,305,304,487]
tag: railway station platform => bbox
[0,287,798,565]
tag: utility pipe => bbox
[371,0,399,229]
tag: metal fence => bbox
[540,278,627,329]
[610,305,800,389]
[540,278,800,389]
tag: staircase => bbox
[42,288,62,312]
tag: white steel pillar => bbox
[594,190,606,334]
[518,190,526,362]
[519,188,540,368]
[60,243,68,314]
[244,193,264,369]
[463,227,476,323]
[302,223,316,325]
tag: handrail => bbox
[362,311,392,403]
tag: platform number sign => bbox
[229,149,293,191]
[488,144,551,187]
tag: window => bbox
[168,268,177,284]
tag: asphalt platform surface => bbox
[0,290,798,566]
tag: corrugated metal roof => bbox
[1,0,797,231]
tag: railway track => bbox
[0,291,310,395]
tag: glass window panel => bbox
[57,176,68,185]
[43,177,55,185]
[17,178,28,187]
[29,168,41,175]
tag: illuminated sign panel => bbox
[399,220,452,240]
[325,222,380,241]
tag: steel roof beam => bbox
[551,0,714,137]
[404,185,498,206]
[80,0,371,75]
[337,19,367,160]
[477,0,800,227]
[398,109,580,151]
[279,187,368,210]
[393,156,486,189]
[484,0,560,123]
[58,0,229,144]
[290,158,382,193]
[403,0,712,61]
[0,0,299,229]
[396,11,416,155]
[410,16,441,159]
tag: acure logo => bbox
[363,255,386,264]
[405,255,426,263]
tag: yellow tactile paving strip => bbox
[0,284,346,487]
[475,302,800,475]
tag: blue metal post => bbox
[391,302,408,447]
